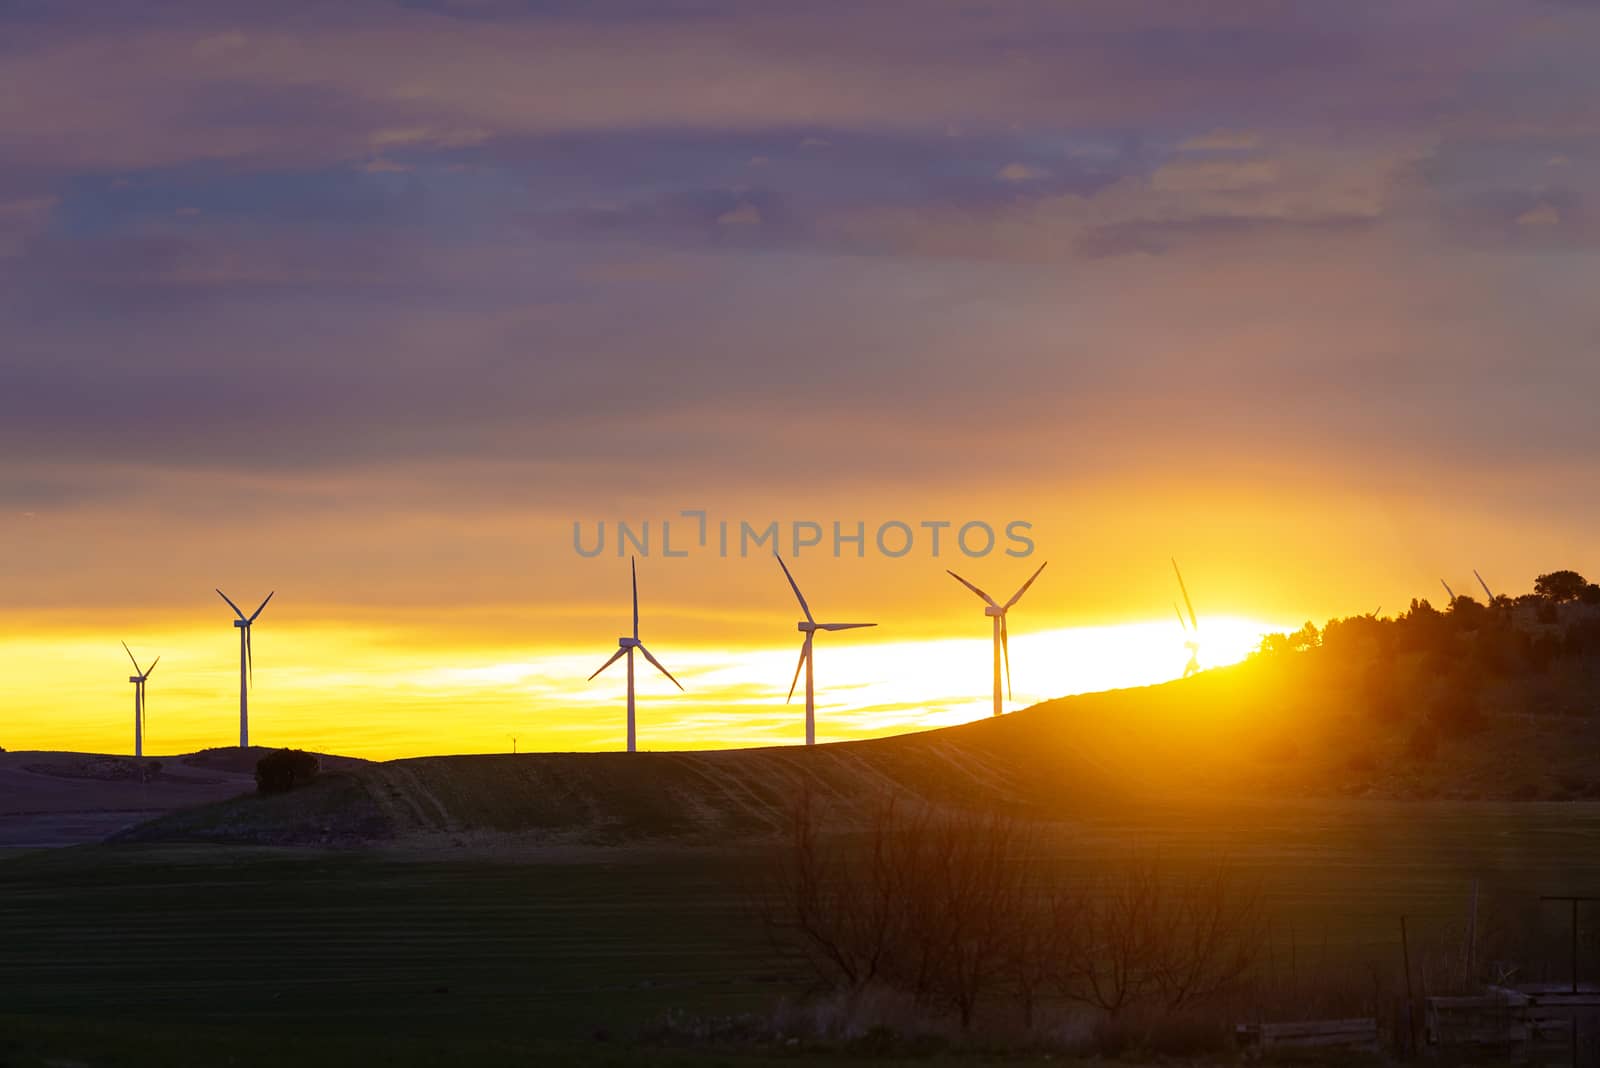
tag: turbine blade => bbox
[1002,561,1048,610]
[587,647,628,681]
[249,590,275,623]
[773,552,814,623]
[1172,559,1198,631]
[631,556,640,640]
[1174,603,1189,632]
[945,570,998,609]
[215,588,247,620]
[122,640,141,673]
[1441,579,1456,603]
[145,655,160,678]
[786,639,810,702]
[818,622,875,631]
[246,626,253,689]
[637,645,684,691]
[1474,569,1495,602]
[1001,614,1012,701]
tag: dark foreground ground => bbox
[4,800,1600,1066]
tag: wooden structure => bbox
[1235,1017,1378,1053]
[1427,985,1597,1061]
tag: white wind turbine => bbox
[774,552,876,747]
[122,642,159,758]
[587,556,682,753]
[946,562,1048,717]
[1172,559,1201,679]
[216,589,274,749]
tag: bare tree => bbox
[1149,861,1262,1010]
[1058,855,1262,1019]
[759,792,1262,1033]
[1061,857,1161,1018]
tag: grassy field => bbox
[119,661,1600,856]
[5,800,1600,1064]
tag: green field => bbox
[5,800,1600,1065]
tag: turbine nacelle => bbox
[984,604,1005,618]
[619,636,642,648]
[799,621,873,633]
[233,619,250,629]
[128,675,143,684]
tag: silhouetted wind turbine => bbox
[1474,569,1496,604]
[1441,579,1458,605]
[587,556,681,753]
[946,562,1048,717]
[216,589,273,749]
[122,642,159,758]
[1172,559,1201,679]
[774,552,876,746]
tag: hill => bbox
[0,747,365,850]
[120,647,1600,849]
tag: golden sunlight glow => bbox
[1,616,1286,759]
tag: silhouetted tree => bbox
[1535,570,1589,604]
[1447,595,1489,631]
[1289,621,1320,652]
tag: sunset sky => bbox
[4,2,1598,757]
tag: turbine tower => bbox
[587,556,682,753]
[946,562,1048,717]
[122,642,159,758]
[1172,559,1201,679]
[216,589,274,749]
[773,552,876,746]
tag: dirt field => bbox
[0,748,365,851]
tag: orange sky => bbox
[3,3,1598,754]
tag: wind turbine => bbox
[1172,559,1201,679]
[773,552,876,746]
[587,556,682,753]
[216,589,273,749]
[1441,579,1458,605]
[946,562,1048,717]
[122,642,159,758]
[1474,569,1496,604]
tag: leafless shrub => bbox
[1058,855,1261,1018]
[759,788,1264,1036]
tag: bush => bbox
[256,748,320,795]
[1431,691,1484,737]
[1405,722,1439,761]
